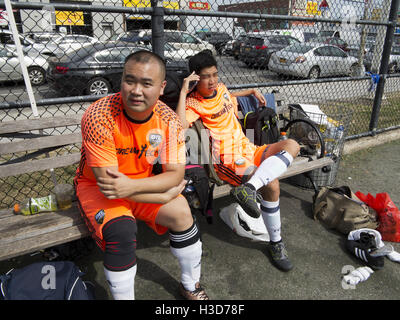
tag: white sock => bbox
[247,150,293,190]
[170,239,202,292]
[261,199,282,243]
[103,265,136,300]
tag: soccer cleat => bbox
[230,183,261,218]
[267,241,293,272]
[346,232,385,270]
[180,282,209,300]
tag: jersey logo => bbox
[149,133,163,147]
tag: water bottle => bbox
[278,131,288,141]
[13,194,58,216]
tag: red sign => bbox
[189,2,210,10]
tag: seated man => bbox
[74,50,209,300]
[176,51,300,271]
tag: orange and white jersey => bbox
[76,92,186,184]
[186,83,257,165]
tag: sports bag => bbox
[0,261,95,300]
[182,165,214,224]
[313,185,379,234]
[242,107,280,146]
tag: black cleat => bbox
[230,183,261,218]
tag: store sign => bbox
[123,0,179,9]
[189,2,210,10]
[55,11,84,26]
[306,1,321,16]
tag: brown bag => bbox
[313,186,379,234]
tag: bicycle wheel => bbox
[283,118,326,159]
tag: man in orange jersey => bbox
[176,51,300,272]
[74,50,208,300]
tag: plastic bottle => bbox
[278,131,288,141]
[13,194,58,216]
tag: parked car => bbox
[46,41,188,96]
[268,43,359,79]
[0,45,48,85]
[308,36,350,52]
[222,33,247,58]
[1,29,99,57]
[239,34,300,68]
[115,33,199,60]
[114,29,216,55]
[24,32,66,43]
[364,45,400,73]
[195,31,232,54]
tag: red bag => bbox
[355,191,400,242]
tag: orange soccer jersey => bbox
[74,93,186,243]
[185,83,267,185]
[76,92,186,184]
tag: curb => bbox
[343,128,400,155]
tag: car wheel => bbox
[86,77,112,96]
[388,62,397,74]
[308,66,320,79]
[28,66,46,86]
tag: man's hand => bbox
[97,169,136,199]
[182,72,200,95]
[163,179,187,202]
[253,89,266,107]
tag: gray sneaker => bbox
[267,241,293,272]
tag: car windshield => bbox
[392,46,400,55]
[285,43,314,53]
[68,43,99,62]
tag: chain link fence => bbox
[0,0,399,208]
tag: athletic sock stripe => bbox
[170,224,200,248]
[170,225,198,242]
[275,151,291,168]
[260,205,280,213]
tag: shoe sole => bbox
[229,190,261,218]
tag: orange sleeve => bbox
[185,97,201,125]
[81,104,118,168]
[160,117,186,165]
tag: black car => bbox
[195,31,232,54]
[46,41,188,96]
[239,34,300,68]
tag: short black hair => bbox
[124,50,166,80]
[188,50,217,75]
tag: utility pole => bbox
[357,0,370,76]
[151,0,164,59]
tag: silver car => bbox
[0,45,48,86]
[268,43,359,79]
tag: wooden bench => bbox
[0,92,334,262]
[0,114,89,261]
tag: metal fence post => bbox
[151,0,164,59]
[369,0,400,133]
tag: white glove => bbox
[343,266,374,285]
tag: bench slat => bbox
[0,153,80,178]
[0,223,90,261]
[0,115,82,135]
[0,133,82,155]
[0,205,84,245]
